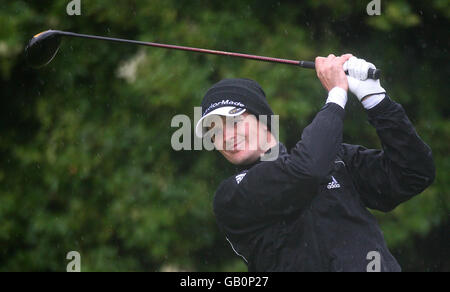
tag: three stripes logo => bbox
[327,176,341,189]
[235,172,247,184]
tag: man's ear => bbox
[257,115,269,132]
[260,122,268,131]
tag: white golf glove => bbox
[343,57,386,109]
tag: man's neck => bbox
[260,131,278,155]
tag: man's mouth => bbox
[226,138,245,152]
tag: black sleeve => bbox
[214,102,345,228]
[341,96,435,212]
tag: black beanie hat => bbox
[195,78,274,137]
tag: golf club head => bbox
[25,30,62,69]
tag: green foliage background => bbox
[0,0,448,271]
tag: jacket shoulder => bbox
[213,172,243,215]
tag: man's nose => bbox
[223,123,237,142]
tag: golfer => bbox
[195,54,435,272]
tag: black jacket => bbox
[213,96,435,272]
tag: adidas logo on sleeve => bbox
[327,176,341,189]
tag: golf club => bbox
[25,30,381,79]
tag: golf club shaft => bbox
[29,30,380,78]
[56,31,315,68]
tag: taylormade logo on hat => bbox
[204,99,245,115]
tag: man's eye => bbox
[209,127,222,135]
[234,117,244,124]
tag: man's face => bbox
[208,112,271,165]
